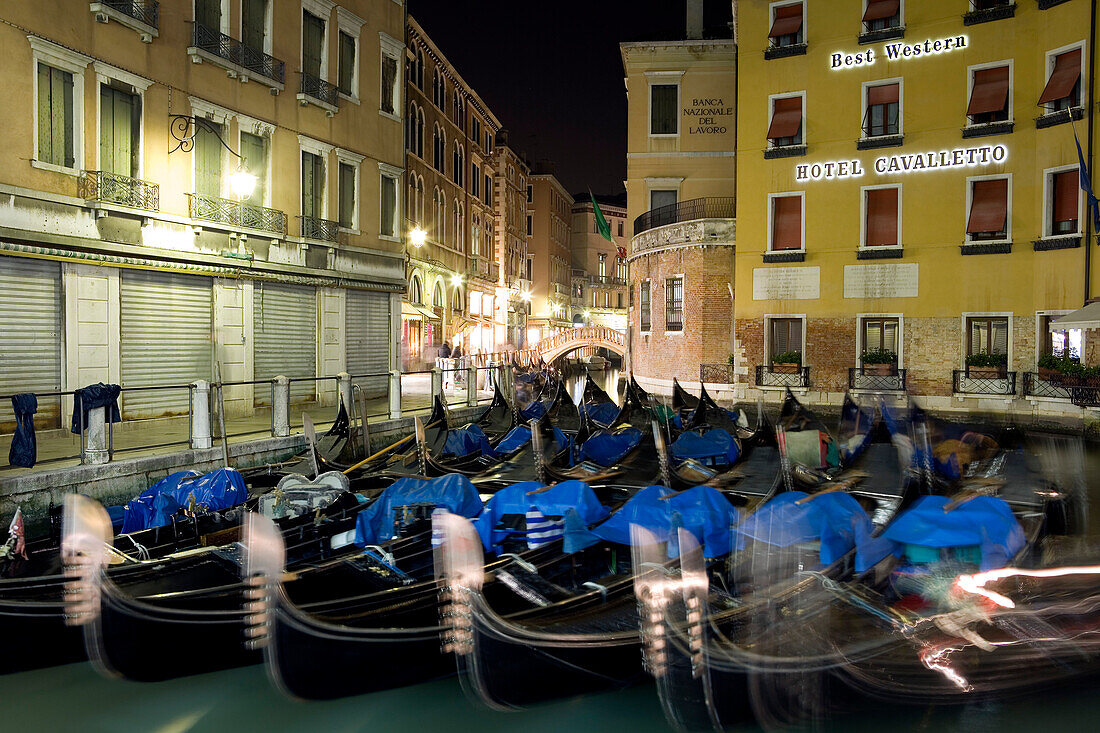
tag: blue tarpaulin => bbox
[579,401,620,426]
[592,484,741,558]
[120,468,247,533]
[735,491,873,565]
[354,474,483,547]
[70,383,122,434]
[671,428,741,466]
[442,423,492,458]
[494,425,572,459]
[474,479,609,552]
[578,427,642,466]
[520,400,547,420]
[8,393,37,468]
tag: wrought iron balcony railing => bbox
[187,193,287,235]
[701,363,736,384]
[79,170,159,212]
[1021,372,1073,400]
[190,22,285,84]
[952,369,1017,396]
[97,0,159,29]
[849,366,907,392]
[299,215,340,242]
[299,72,339,108]
[590,275,627,287]
[633,196,735,236]
[467,255,500,283]
[755,365,810,388]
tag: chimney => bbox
[686,0,704,39]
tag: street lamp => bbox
[409,226,427,247]
[228,166,257,200]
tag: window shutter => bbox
[37,64,52,164]
[867,83,899,106]
[338,162,355,228]
[195,123,222,197]
[863,0,899,21]
[243,0,266,51]
[301,152,316,217]
[1038,49,1082,104]
[650,84,677,135]
[772,320,789,354]
[338,32,355,95]
[772,196,802,250]
[767,96,802,140]
[100,86,116,175]
[61,70,74,168]
[303,13,324,79]
[197,0,221,30]
[864,320,882,351]
[381,175,395,236]
[381,55,397,114]
[992,320,1008,355]
[1053,170,1079,224]
[769,4,803,37]
[883,320,897,353]
[967,66,1010,116]
[240,132,266,203]
[967,179,1009,234]
[865,188,899,246]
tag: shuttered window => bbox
[770,318,802,357]
[1038,48,1082,110]
[967,66,1009,124]
[0,257,62,433]
[240,132,267,203]
[380,53,397,114]
[100,84,139,178]
[863,0,900,31]
[771,195,802,250]
[862,317,898,354]
[863,83,899,137]
[193,122,223,197]
[301,151,324,218]
[650,84,677,135]
[346,289,390,398]
[338,162,356,228]
[865,187,899,247]
[242,0,266,51]
[640,281,651,331]
[338,31,355,96]
[196,0,221,30]
[769,3,803,46]
[1051,170,1079,236]
[968,317,1008,357]
[665,277,683,332]
[302,12,325,80]
[767,95,802,145]
[380,173,397,237]
[37,63,75,168]
[967,178,1008,240]
[254,283,317,404]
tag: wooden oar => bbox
[341,419,442,474]
[794,474,867,505]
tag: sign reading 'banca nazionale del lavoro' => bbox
[795,144,1007,182]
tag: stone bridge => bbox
[537,326,626,362]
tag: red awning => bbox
[866,188,899,247]
[863,0,899,21]
[767,96,802,140]
[868,82,899,106]
[1038,48,1082,104]
[1054,170,1080,224]
[769,4,803,38]
[967,66,1010,116]
[967,179,1009,234]
[772,196,802,250]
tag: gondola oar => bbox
[341,419,443,475]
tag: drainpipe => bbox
[1085,0,1096,303]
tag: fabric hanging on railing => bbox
[71,383,122,434]
[8,394,37,468]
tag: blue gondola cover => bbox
[578,427,643,466]
[442,423,493,458]
[592,484,741,558]
[735,491,873,565]
[579,401,620,426]
[355,474,483,546]
[120,468,247,533]
[474,479,609,552]
[520,400,548,420]
[671,428,741,466]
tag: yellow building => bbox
[571,193,629,331]
[526,172,574,341]
[621,3,738,394]
[0,0,405,431]
[735,0,1098,414]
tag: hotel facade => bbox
[735,0,1099,414]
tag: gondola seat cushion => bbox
[734,490,873,565]
[579,401,620,426]
[592,484,740,559]
[355,473,483,546]
[474,479,609,552]
[442,423,493,458]
[671,428,741,466]
[578,427,643,466]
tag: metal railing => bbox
[188,193,288,235]
[589,275,627,287]
[700,364,735,384]
[299,215,340,241]
[849,367,907,391]
[755,365,810,388]
[1021,372,1073,400]
[299,71,339,107]
[633,196,735,236]
[191,22,285,84]
[952,369,1017,396]
[467,255,500,283]
[99,0,159,29]
[78,170,160,211]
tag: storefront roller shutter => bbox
[346,289,391,398]
[254,282,317,404]
[120,270,213,419]
[0,256,62,433]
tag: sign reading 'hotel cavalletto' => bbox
[795,145,1008,182]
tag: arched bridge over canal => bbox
[537,326,626,362]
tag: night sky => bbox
[408,0,732,197]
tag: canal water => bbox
[6,367,1100,731]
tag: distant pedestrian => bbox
[439,341,452,359]
[452,344,463,359]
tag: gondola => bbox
[672,377,700,416]
[578,374,620,429]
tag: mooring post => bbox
[431,366,443,401]
[272,375,290,437]
[190,380,213,449]
[84,405,109,465]
[389,369,403,419]
[466,364,478,407]
[337,371,353,416]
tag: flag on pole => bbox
[1072,124,1100,230]
[589,189,613,243]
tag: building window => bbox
[337,31,356,97]
[861,317,899,359]
[1040,314,1082,360]
[526,184,533,203]
[36,63,77,169]
[413,48,425,90]
[337,162,356,229]
[433,124,445,173]
[863,0,901,32]
[379,34,401,116]
[767,93,803,147]
[1039,47,1082,112]
[967,64,1010,125]
[379,167,398,239]
[617,293,624,309]
[650,189,677,211]
[452,287,463,313]
[194,121,225,197]
[483,174,492,206]
[769,193,804,251]
[433,187,445,243]
[301,150,325,220]
[617,258,627,281]
[472,117,481,145]
[526,258,532,281]
[967,316,1008,358]
[410,275,422,304]
[768,2,804,47]
[100,82,141,179]
[769,318,803,362]
[432,69,445,109]
[665,277,683,331]
[242,0,268,53]
[863,81,900,138]
[640,281,651,331]
[302,10,326,83]
[650,83,678,135]
[1047,168,1080,236]
[966,177,1009,242]
[526,215,532,236]
[617,220,624,237]
[863,186,900,247]
[453,144,464,186]
[433,282,444,308]
[239,131,267,203]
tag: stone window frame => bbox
[664,274,685,335]
[766,90,806,149]
[766,190,806,254]
[190,96,237,199]
[855,313,904,368]
[29,36,92,176]
[964,172,1013,245]
[961,311,1013,369]
[1041,163,1083,239]
[763,314,807,366]
[379,32,404,122]
[93,61,154,180]
[334,147,364,233]
[334,7,364,104]
[1035,310,1078,371]
[299,133,335,223]
[1040,40,1087,114]
[860,76,904,141]
[235,112,276,208]
[378,161,402,242]
[859,183,903,252]
[645,70,684,139]
[640,279,652,332]
[965,58,1014,129]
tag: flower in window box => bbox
[965,352,1008,379]
[860,348,897,376]
[771,351,802,373]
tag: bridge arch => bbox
[537,326,626,362]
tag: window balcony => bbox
[590,275,627,287]
[952,369,1017,396]
[188,22,285,90]
[634,196,735,236]
[701,363,736,384]
[467,255,500,284]
[187,193,287,236]
[299,215,340,242]
[298,73,339,114]
[755,365,810,389]
[90,1,159,42]
[1021,372,1072,400]
[79,170,159,212]
[849,366,907,392]
[963,2,1016,25]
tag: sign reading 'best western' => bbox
[795,144,1007,182]
[830,34,968,69]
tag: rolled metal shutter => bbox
[346,289,391,398]
[0,256,62,432]
[254,282,317,404]
[120,270,213,419]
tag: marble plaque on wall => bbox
[843,263,918,299]
[752,266,820,300]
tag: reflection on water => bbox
[566,366,622,406]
